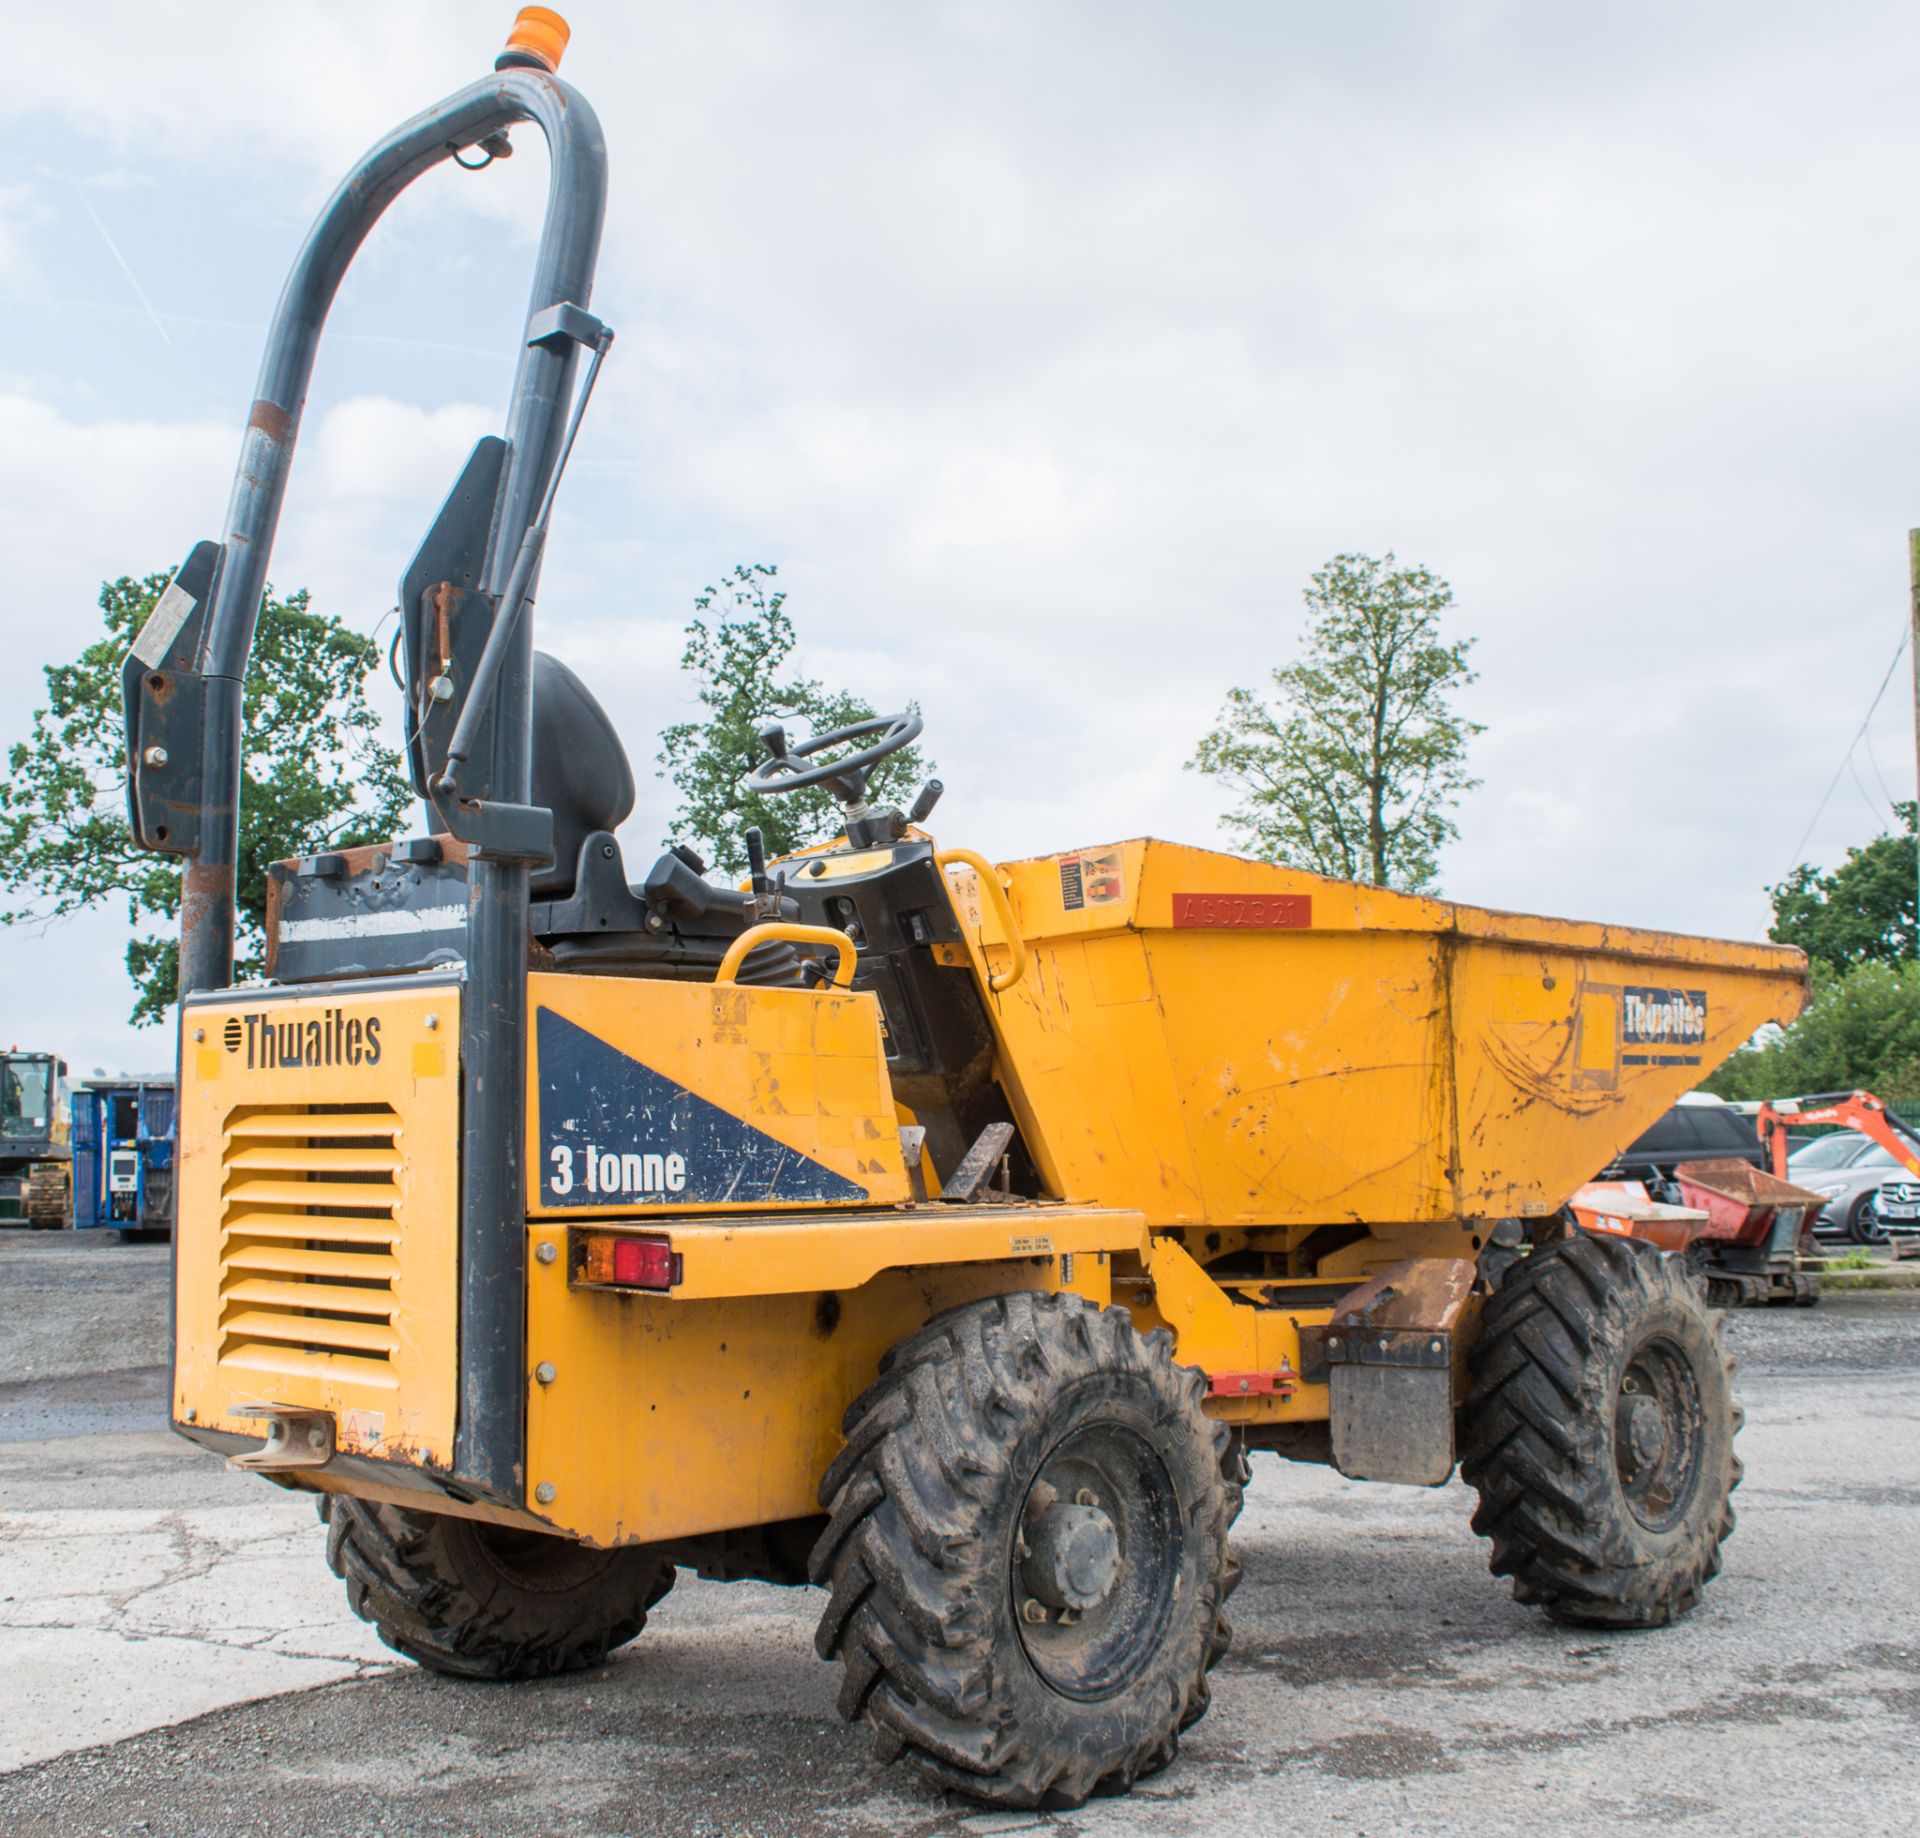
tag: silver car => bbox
[1785,1132,1903,1244]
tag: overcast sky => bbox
[4,1,1918,1075]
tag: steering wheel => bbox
[744,711,922,800]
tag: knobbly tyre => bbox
[128,11,1810,1810]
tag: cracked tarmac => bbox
[1,1229,1916,1836]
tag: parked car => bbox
[1784,1131,1901,1244]
[1600,1099,1767,1197]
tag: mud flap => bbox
[1302,1256,1478,1487]
[1329,1346,1456,1486]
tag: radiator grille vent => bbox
[217,1104,401,1389]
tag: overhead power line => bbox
[1760,623,1910,934]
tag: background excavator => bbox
[1757,1090,1920,1244]
[0,1048,71,1228]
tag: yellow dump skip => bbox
[946,840,1807,1228]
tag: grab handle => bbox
[715,922,857,989]
[936,849,1028,993]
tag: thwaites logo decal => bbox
[224,1007,382,1069]
[1620,985,1707,1067]
[536,1008,865,1207]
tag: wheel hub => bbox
[1620,1394,1668,1473]
[1613,1338,1706,1530]
[1021,1500,1121,1612]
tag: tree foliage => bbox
[1767,802,1916,972]
[656,564,929,874]
[1703,959,1920,1113]
[1188,552,1480,891]
[0,572,414,1025]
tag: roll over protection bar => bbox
[130,37,610,1503]
[169,66,606,994]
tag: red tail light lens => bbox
[580,1233,679,1290]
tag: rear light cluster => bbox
[579,1232,680,1291]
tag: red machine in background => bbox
[1571,1090,1920,1309]
[1755,1091,1920,1188]
[1573,1160,1825,1308]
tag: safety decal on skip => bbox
[1059,849,1124,912]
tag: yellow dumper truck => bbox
[127,13,1809,1809]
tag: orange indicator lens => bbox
[503,8,570,72]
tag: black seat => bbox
[525,652,804,985]
[530,651,635,898]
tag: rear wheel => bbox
[319,1495,675,1679]
[1461,1232,1741,1628]
[811,1290,1244,1809]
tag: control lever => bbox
[744,826,780,921]
[907,779,944,826]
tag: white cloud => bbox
[7,1,1920,1074]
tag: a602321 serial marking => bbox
[1171,892,1312,929]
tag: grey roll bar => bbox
[129,53,608,1503]
[184,66,606,989]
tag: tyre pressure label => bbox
[1620,986,1706,1066]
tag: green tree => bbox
[1188,552,1480,891]
[1703,959,1920,1113]
[1767,802,1916,971]
[0,571,415,1025]
[657,564,929,874]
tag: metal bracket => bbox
[1207,1368,1298,1399]
[123,539,221,856]
[227,1404,336,1472]
[940,1121,1017,1201]
[899,1124,929,1201]
[440,796,555,867]
[526,300,608,350]
[1298,1316,1457,1382]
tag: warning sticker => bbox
[342,1408,386,1450]
[1009,1234,1055,1256]
[1059,849,1125,912]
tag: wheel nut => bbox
[1021,1598,1049,1625]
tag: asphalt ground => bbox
[1,1230,1916,1838]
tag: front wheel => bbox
[811,1291,1244,1809]
[320,1496,675,1679]
[1846,1193,1889,1246]
[1460,1232,1741,1628]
